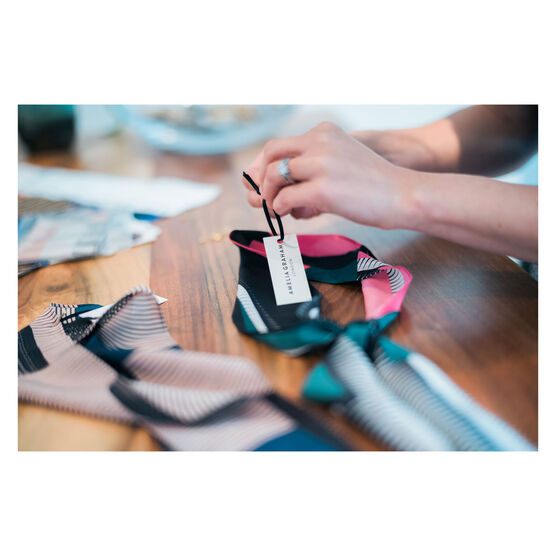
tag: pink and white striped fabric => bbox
[18,286,348,451]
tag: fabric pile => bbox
[18,207,161,277]
[18,228,534,451]
[18,286,348,451]
[230,230,534,451]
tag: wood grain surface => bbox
[18,131,538,451]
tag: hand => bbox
[242,122,416,230]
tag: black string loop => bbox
[243,172,285,242]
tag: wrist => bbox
[386,164,429,231]
[352,127,448,173]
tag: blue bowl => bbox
[114,105,294,155]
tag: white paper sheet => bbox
[18,163,220,217]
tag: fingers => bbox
[261,157,312,209]
[243,132,309,195]
[273,183,318,217]
[243,128,316,213]
[247,190,263,208]
[291,206,320,219]
[249,187,319,219]
[243,133,305,191]
[244,123,339,192]
[242,150,265,191]
[259,135,308,183]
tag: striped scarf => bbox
[230,230,534,451]
[18,286,349,451]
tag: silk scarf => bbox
[18,286,349,451]
[230,230,534,451]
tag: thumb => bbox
[273,183,317,216]
[291,207,320,219]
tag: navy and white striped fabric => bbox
[306,330,534,450]
[356,257,405,292]
[18,287,349,451]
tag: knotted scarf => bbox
[230,230,534,451]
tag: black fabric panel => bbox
[302,249,360,269]
[266,393,352,451]
[110,378,180,424]
[62,317,95,342]
[18,326,48,374]
[231,297,248,333]
[110,378,256,427]
[237,244,323,332]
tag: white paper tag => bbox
[79,294,168,320]
[263,234,312,306]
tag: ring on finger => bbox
[277,157,296,185]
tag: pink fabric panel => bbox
[231,233,413,320]
[246,239,266,255]
[296,234,362,257]
[229,235,362,259]
[360,263,412,320]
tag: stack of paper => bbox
[18,208,161,276]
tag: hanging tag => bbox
[263,234,312,306]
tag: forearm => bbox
[400,169,538,262]
[246,122,538,262]
[353,105,538,177]
[353,118,460,173]
[447,105,538,176]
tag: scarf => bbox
[230,230,534,451]
[18,286,350,451]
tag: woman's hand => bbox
[242,117,537,262]
[242,122,416,230]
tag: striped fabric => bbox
[356,257,405,293]
[230,230,535,451]
[18,287,349,451]
[18,196,75,216]
[309,332,533,450]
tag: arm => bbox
[352,105,538,177]
[405,170,538,261]
[243,122,538,262]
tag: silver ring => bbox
[277,157,296,185]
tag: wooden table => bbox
[18,130,538,450]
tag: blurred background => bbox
[17,105,538,277]
[18,104,538,181]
